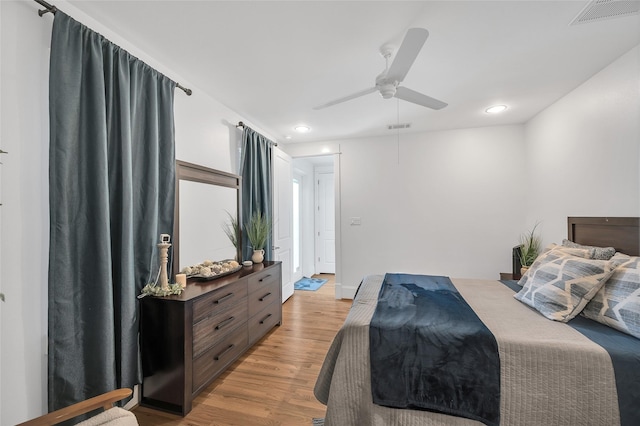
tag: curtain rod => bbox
[236,122,278,146]
[34,0,192,96]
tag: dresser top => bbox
[148,261,281,302]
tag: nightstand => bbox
[500,272,521,280]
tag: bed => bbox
[314,217,640,426]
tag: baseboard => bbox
[336,282,357,300]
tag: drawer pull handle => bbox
[214,292,234,304]
[259,313,272,324]
[214,344,234,361]
[259,274,272,282]
[215,316,235,330]
[259,292,272,302]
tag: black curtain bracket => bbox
[35,0,56,16]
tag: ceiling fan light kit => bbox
[314,27,448,111]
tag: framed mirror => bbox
[173,160,242,278]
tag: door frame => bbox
[272,146,294,302]
[290,153,342,299]
[292,170,304,284]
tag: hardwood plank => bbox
[133,274,350,425]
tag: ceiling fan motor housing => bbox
[378,83,397,99]
[376,74,398,99]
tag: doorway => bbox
[292,155,335,284]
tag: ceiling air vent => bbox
[570,0,640,25]
[387,123,411,130]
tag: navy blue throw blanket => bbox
[370,274,500,425]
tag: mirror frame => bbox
[173,160,242,278]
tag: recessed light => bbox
[285,135,292,140]
[485,105,508,114]
[294,125,311,133]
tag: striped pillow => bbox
[514,249,615,322]
[582,254,640,339]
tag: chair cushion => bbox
[77,407,137,426]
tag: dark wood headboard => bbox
[568,217,639,256]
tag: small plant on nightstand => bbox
[518,223,542,274]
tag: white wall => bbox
[1,2,51,422]
[0,1,273,423]
[525,44,640,246]
[333,125,527,296]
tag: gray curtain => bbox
[48,11,176,412]
[239,127,273,262]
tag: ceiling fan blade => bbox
[386,28,429,83]
[394,86,448,110]
[313,87,377,110]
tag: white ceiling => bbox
[67,1,640,144]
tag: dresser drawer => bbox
[192,279,248,324]
[248,301,281,345]
[192,325,248,393]
[248,268,279,294]
[248,276,280,319]
[193,296,248,358]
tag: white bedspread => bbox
[314,275,620,426]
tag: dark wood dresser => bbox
[140,261,282,415]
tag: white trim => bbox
[333,151,343,299]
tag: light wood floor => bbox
[132,274,351,425]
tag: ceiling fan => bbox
[313,28,448,111]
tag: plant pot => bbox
[251,249,265,264]
[520,266,529,276]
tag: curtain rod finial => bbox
[176,83,192,96]
[237,121,245,128]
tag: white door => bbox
[315,169,335,274]
[273,147,294,302]
[292,173,304,284]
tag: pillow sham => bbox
[517,244,592,287]
[514,249,615,322]
[561,239,616,260]
[582,254,640,339]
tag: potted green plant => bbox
[245,210,271,263]
[518,223,542,275]
[222,211,241,260]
